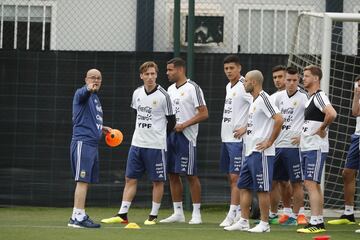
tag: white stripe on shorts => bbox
[161,149,167,181]
[75,141,82,181]
[262,153,269,191]
[314,150,321,182]
[188,141,194,175]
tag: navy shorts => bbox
[167,132,197,176]
[237,152,275,192]
[125,145,166,181]
[273,148,302,182]
[70,140,99,183]
[301,150,327,183]
[345,134,360,170]
[220,142,243,174]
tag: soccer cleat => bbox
[101,214,128,224]
[159,213,185,223]
[72,215,101,228]
[248,223,270,233]
[269,215,279,225]
[297,214,308,225]
[144,217,157,225]
[297,223,326,233]
[280,217,297,226]
[189,215,202,224]
[327,214,356,225]
[224,220,250,231]
[356,229,360,233]
[219,216,235,227]
[67,218,75,227]
[278,214,289,224]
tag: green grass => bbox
[0,207,358,240]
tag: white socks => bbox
[174,202,184,215]
[227,205,238,218]
[150,201,161,216]
[118,201,131,214]
[192,203,201,216]
[344,205,354,215]
[310,215,324,225]
[72,208,86,221]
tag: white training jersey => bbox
[131,85,174,150]
[221,77,253,142]
[246,90,280,156]
[270,90,283,102]
[355,116,360,135]
[274,88,308,148]
[168,79,206,147]
[300,90,331,153]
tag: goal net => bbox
[288,12,360,213]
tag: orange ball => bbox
[105,129,123,147]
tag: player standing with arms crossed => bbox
[297,65,337,234]
[219,55,252,228]
[101,61,176,225]
[160,57,208,224]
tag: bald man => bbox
[68,69,112,228]
[231,70,283,233]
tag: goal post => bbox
[288,12,360,215]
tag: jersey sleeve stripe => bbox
[188,80,205,106]
[260,93,276,116]
[159,87,173,115]
[239,76,245,83]
[315,93,326,108]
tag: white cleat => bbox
[189,215,202,224]
[224,220,250,231]
[248,224,270,233]
[355,229,360,233]
[219,216,234,227]
[159,213,185,223]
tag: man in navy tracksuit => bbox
[68,69,111,228]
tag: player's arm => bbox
[314,105,337,138]
[76,85,93,103]
[352,83,360,116]
[256,113,284,151]
[174,105,208,132]
[166,115,176,134]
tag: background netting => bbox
[288,13,360,209]
[1,0,360,210]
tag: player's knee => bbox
[342,168,356,182]
[303,180,317,191]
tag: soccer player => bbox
[271,67,308,226]
[328,75,360,231]
[68,69,112,228]
[297,65,337,234]
[233,70,284,233]
[160,57,208,224]
[101,61,176,225]
[268,65,293,225]
[219,55,252,227]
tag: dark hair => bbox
[223,55,241,66]
[272,65,286,73]
[167,57,186,68]
[139,61,158,74]
[355,75,360,82]
[286,66,298,75]
[304,65,322,80]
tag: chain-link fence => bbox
[1,0,360,209]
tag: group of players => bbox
[68,55,360,234]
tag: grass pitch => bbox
[0,206,358,240]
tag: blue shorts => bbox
[237,152,275,192]
[273,148,302,182]
[345,134,360,170]
[167,132,197,176]
[301,150,327,183]
[125,146,166,182]
[220,142,243,174]
[70,140,99,183]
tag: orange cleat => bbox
[278,214,289,224]
[297,214,308,225]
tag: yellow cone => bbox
[124,222,141,229]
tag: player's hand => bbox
[290,136,300,145]
[314,128,327,138]
[174,123,186,132]
[256,139,272,151]
[87,82,98,93]
[102,126,112,134]
[233,127,246,139]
